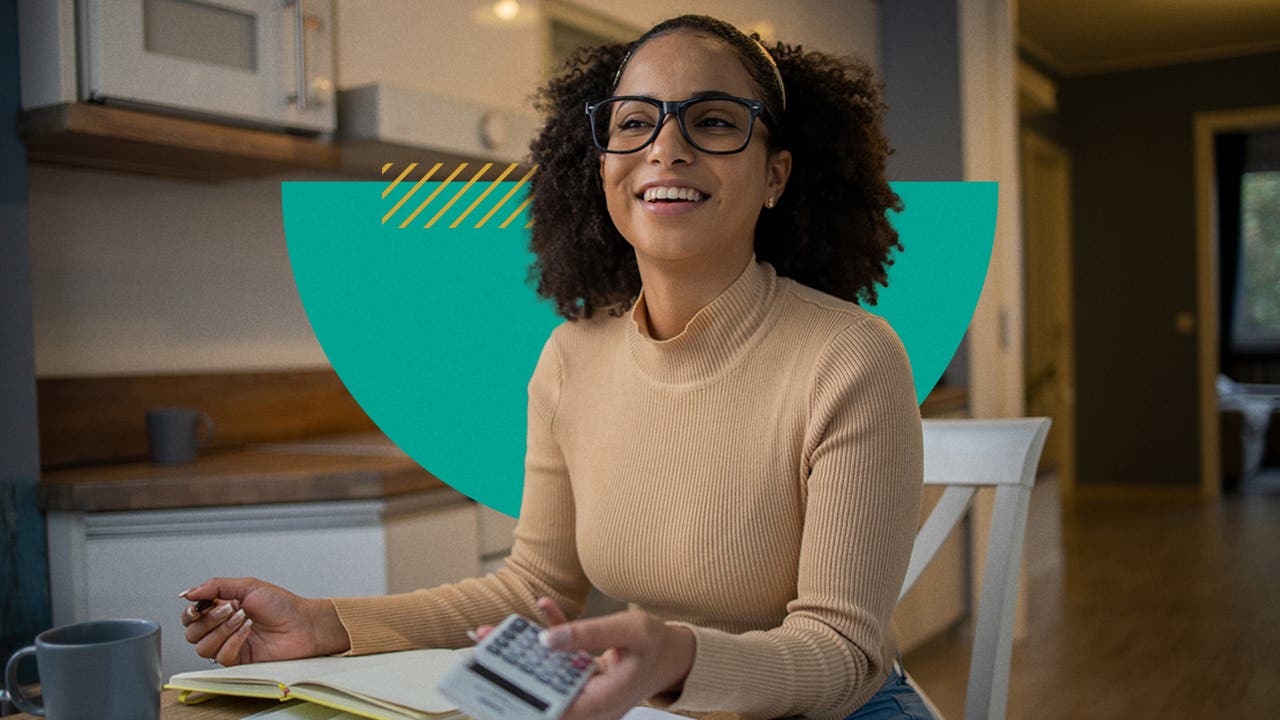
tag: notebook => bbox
[165,648,473,720]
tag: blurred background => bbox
[3,1,1278,717]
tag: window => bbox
[1232,170,1280,349]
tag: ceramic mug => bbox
[4,618,161,719]
[146,407,215,465]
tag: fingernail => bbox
[466,629,481,644]
[213,602,234,619]
[238,618,253,634]
[178,587,197,598]
[539,627,569,649]
[231,609,246,626]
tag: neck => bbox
[635,249,755,341]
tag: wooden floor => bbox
[903,473,1280,719]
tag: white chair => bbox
[897,417,1052,720]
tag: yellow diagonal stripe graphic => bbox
[425,163,493,228]
[450,163,518,228]
[381,163,393,175]
[474,164,537,229]
[401,163,469,228]
[383,163,419,199]
[499,196,532,229]
[382,162,442,225]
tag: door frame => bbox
[1192,105,1280,498]
[1020,129,1077,500]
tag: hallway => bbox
[904,486,1280,718]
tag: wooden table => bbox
[8,689,743,720]
[8,689,276,719]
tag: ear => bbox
[766,149,792,202]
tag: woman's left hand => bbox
[474,598,696,720]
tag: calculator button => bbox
[512,618,528,631]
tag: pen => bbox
[194,599,216,613]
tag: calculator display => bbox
[467,661,550,711]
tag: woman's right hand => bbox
[179,577,350,666]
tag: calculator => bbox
[436,614,597,720]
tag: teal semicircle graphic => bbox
[281,180,996,517]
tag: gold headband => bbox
[611,35,787,111]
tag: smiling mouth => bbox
[639,186,709,203]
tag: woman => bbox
[181,15,930,720]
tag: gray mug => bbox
[146,407,215,465]
[4,619,161,719]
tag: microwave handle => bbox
[288,0,308,111]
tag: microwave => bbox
[18,0,336,134]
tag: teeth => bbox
[643,186,705,202]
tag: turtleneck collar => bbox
[626,256,779,386]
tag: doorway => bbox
[1193,106,1280,497]
[1021,129,1077,498]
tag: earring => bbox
[765,197,775,209]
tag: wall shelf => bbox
[19,102,340,182]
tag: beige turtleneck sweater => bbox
[330,257,923,719]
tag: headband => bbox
[611,34,787,111]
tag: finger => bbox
[562,660,642,720]
[184,601,238,644]
[535,597,569,626]
[474,625,495,640]
[180,577,260,604]
[194,607,248,658]
[216,618,254,667]
[541,611,651,653]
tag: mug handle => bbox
[4,645,45,716]
[197,413,216,446]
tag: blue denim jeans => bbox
[842,658,937,720]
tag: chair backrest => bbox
[898,417,1051,720]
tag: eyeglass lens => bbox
[593,98,755,153]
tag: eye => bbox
[617,116,655,130]
[696,115,737,129]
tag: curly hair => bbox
[527,14,902,321]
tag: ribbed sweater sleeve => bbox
[329,333,594,653]
[655,316,923,719]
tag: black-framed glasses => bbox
[585,93,768,155]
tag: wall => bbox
[1,0,50,664]
[879,0,963,182]
[28,0,879,377]
[337,1,879,111]
[1060,50,1280,486]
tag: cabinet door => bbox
[61,501,387,678]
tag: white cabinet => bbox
[47,490,484,678]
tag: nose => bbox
[646,112,695,165]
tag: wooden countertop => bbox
[39,385,967,514]
[38,434,447,513]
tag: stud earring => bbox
[765,197,775,209]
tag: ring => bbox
[209,658,218,665]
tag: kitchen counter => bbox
[37,433,449,513]
[38,385,968,514]
[40,432,489,680]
